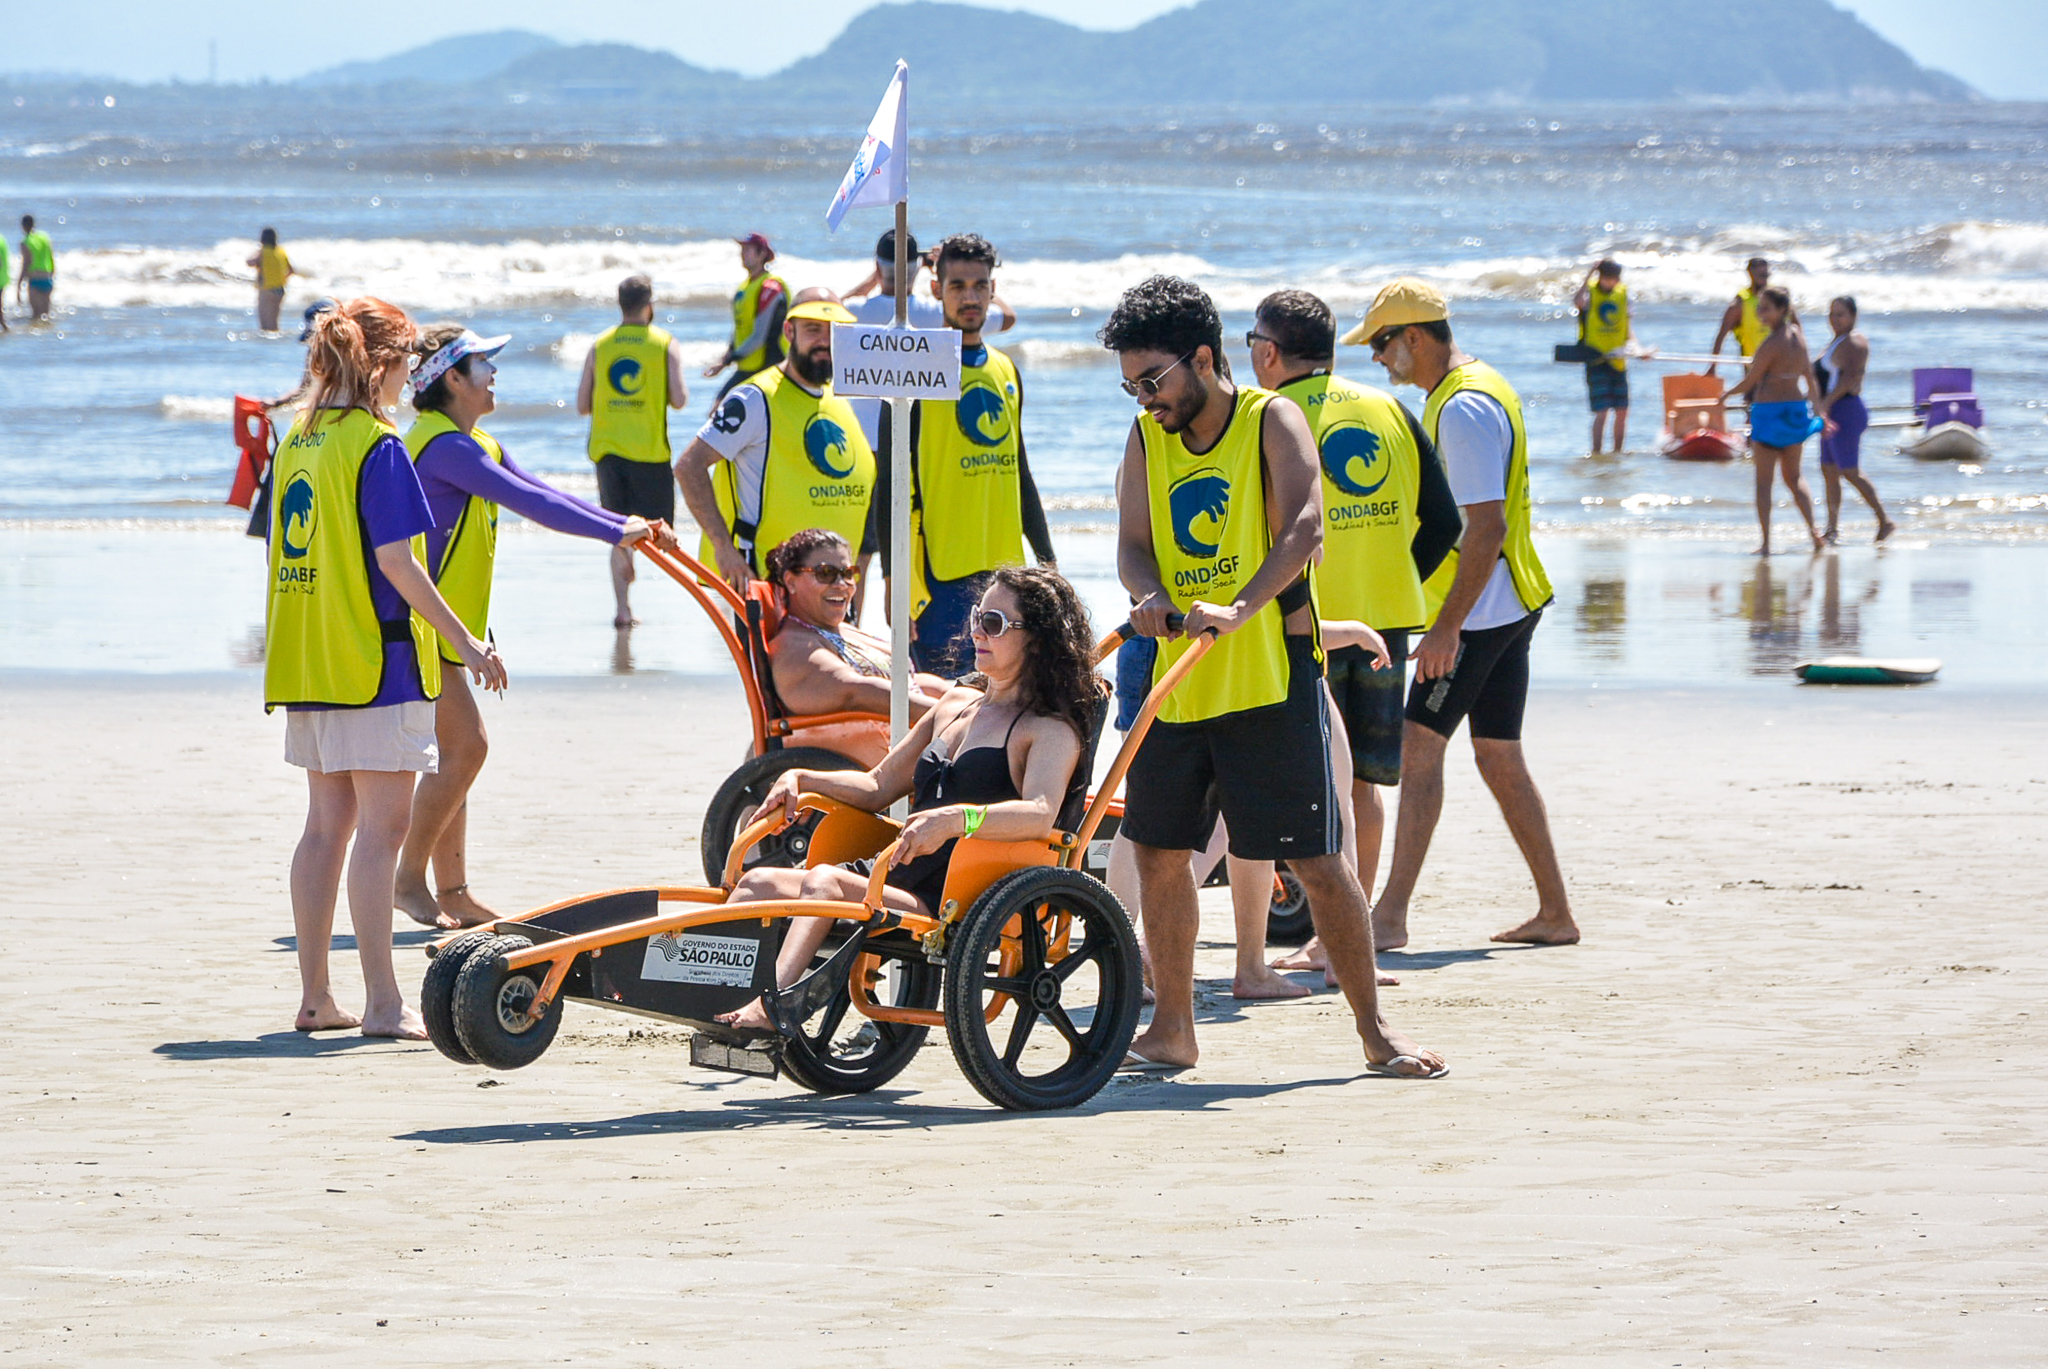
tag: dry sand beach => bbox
[3,673,2044,1365]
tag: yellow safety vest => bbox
[1733,287,1767,357]
[1281,372,1428,632]
[405,411,501,665]
[730,272,788,373]
[264,408,442,709]
[1143,386,1310,724]
[911,344,1027,608]
[258,245,291,291]
[1580,281,1629,370]
[22,230,53,278]
[705,366,876,576]
[1418,362,1554,627]
[587,323,673,464]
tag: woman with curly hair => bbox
[715,565,1105,1032]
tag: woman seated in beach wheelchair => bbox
[423,566,1147,1112]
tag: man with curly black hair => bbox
[1101,275,1445,1081]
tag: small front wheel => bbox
[451,934,563,1071]
[422,930,499,1064]
[1264,863,1314,946]
[944,867,1141,1111]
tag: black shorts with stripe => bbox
[1324,632,1408,786]
[1121,634,1339,862]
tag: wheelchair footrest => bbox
[690,1033,782,1078]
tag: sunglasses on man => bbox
[1119,351,1193,399]
[1368,325,1406,355]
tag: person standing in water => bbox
[1723,285,1825,555]
[865,233,1054,675]
[396,322,675,930]
[1103,274,1444,1078]
[1707,257,1771,372]
[0,219,10,333]
[703,233,787,401]
[578,273,690,626]
[1813,296,1894,546]
[17,215,55,321]
[266,297,507,1038]
[1572,259,1634,453]
[1355,278,1580,955]
[246,228,298,333]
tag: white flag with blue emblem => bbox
[824,60,908,232]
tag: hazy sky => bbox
[10,0,2046,99]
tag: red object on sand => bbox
[227,396,273,509]
[1665,429,1742,461]
[1659,375,1740,462]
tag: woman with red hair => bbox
[264,296,508,1039]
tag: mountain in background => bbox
[298,30,562,87]
[3,0,1976,106]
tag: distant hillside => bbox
[789,0,1973,105]
[299,30,561,87]
[0,0,1976,107]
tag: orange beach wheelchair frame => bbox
[420,622,1216,1111]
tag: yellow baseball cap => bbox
[1339,278,1450,344]
[787,299,857,326]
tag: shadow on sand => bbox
[271,929,439,953]
[154,1031,432,1059]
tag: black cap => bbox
[875,228,919,262]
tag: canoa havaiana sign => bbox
[831,324,962,399]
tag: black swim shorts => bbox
[594,453,676,526]
[1324,632,1408,786]
[1585,361,1629,412]
[1121,634,1340,862]
[1406,610,1541,742]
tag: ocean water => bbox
[2,98,2045,681]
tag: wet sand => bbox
[3,674,2044,1364]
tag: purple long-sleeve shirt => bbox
[413,427,628,573]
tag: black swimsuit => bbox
[885,709,1026,914]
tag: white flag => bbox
[824,60,908,233]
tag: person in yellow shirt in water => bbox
[1572,258,1635,453]
[702,232,788,400]
[17,214,55,322]
[246,227,299,333]
[577,273,690,626]
[1708,256,1772,373]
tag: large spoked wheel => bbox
[700,747,863,885]
[1264,863,1315,946]
[778,938,941,1095]
[451,933,563,1071]
[944,867,1142,1111]
[422,929,499,1064]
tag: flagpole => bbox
[887,136,913,818]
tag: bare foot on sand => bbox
[1369,909,1409,954]
[435,886,501,929]
[1875,518,1897,544]
[1269,937,1328,972]
[1492,911,1581,946]
[394,879,446,929]
[296,996,362,1032]
[360,1006,428,1040]
[1233,965,1313,1000]
[613,614,638,629]
[716,999,773,1033]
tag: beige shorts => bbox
[284,701,440,774]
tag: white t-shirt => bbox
[846,292,948,449]
[1434,390,1531,633]
[693,372,825,539]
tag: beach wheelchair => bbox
[418,622,1217,1111]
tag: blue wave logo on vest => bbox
[1167,469,1230,559]
[279,472,317,560]
[955,381,1010,448]
[1320,422,1389,498]
[607,356,643,396]
[804,415,856,479]
[1596,299,1621,327]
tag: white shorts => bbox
[284,701,440,774]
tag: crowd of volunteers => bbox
[260,225,1588,1080]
